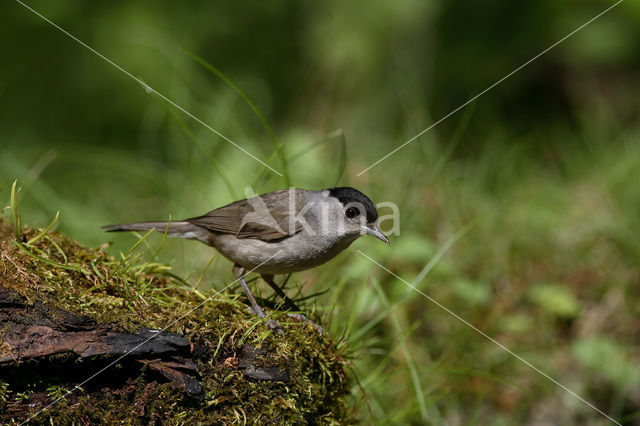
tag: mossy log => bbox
[0,220,353,424]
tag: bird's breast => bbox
[209,231,359,275]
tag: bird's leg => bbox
[262,274,323,335]
[261,274,301,311]
[233,265,284,336]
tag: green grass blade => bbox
[350,219,478,344]
[10,180,21,239]
[137,217,172,275]
[165,106,238,200]
[13,239,85,272]
[27,210,60,246]
[183,49,291,186]
[369,277,441,423]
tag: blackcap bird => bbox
[104,187,389,335]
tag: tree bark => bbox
[0,286,288,420]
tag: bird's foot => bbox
[248,307,285,337]
[286,313,323,335]
[266,319,285,337]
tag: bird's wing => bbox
[186,189,306,241]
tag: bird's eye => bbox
[345,207,359,219]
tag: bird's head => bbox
[320,187,389,244]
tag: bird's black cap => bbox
[328,187,378,224]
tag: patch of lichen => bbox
[0,218,356,424]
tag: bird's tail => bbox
[102,221,207,241]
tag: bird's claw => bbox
[247,307,285,336]
[266,319,285,337]
[287,313,323,335]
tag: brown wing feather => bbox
[186,189,306,241]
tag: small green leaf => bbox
[450,279,491,306]
[573,336,640,388]
[528,283,580,318]
[393,234,436,263]
[500,313,534,334]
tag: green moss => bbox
[0,381,10,406]
[0,218,355,424]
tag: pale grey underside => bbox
[106,189,365,274]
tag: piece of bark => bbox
[142,360,204,400]
[0,286,289,402]
[238,344,290,382]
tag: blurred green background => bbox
[3,0,640,424]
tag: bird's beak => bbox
[364,223,390,244]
